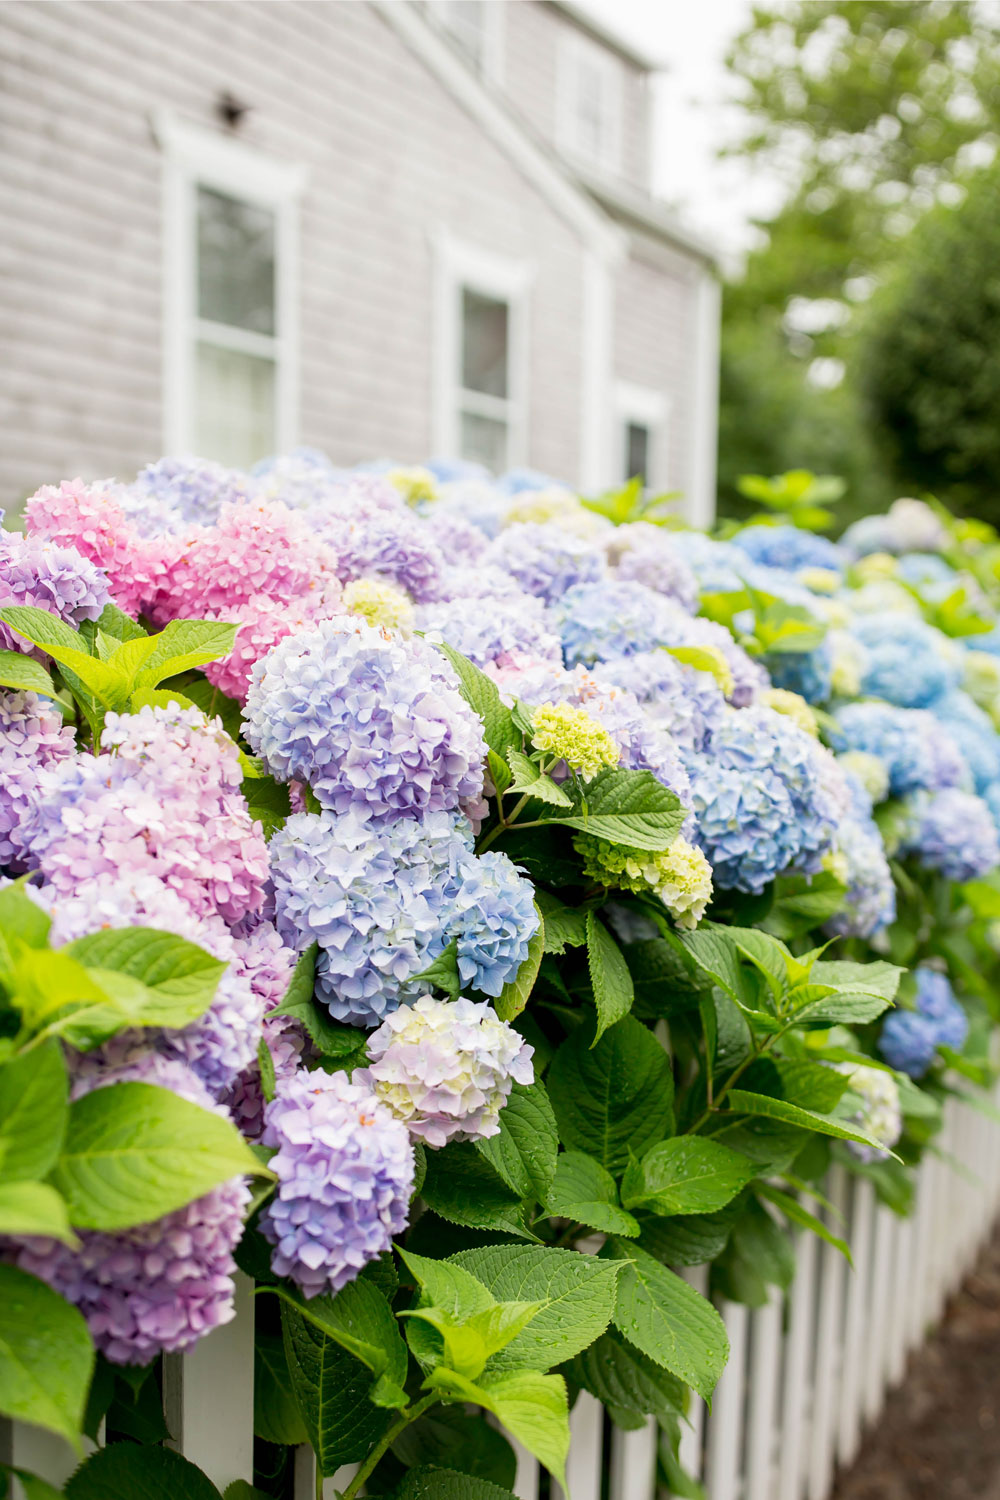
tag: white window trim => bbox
[153,111,307,460]
[432,231,533,470]
[615,379,669,489]
[556,30,623,177]
[428,0,504,83]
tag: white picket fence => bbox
[4,1088,1000,1500]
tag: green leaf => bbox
[254,1330,308,1445]
[495,912,545,1022]
[505,749,572,806]
[421,1143,536,1240]
[674,926,748,1003]
[268,943,367,1059]
[241,775,291,841]
[0,1265,93,1451]
[412,938,462,1001]
[756,1184,851,1263]
[425,1367,569,1492]
[0,650,58,698]
[549,767,687,851]
[224,1486,272,1500]
[621,1137,756,1216]
[400,1246,495,1321]
[565,1327,685,1426]
[50,1081,270,1230]
[281,1303,389,1475]
[65,1443,221,1499]
[132,619,240,688]
[393,1466,518,1499]
[475,1080,559,1201]
[764,871,847,941]
[0,878,51,954]
[586,912,634,1042]
[449,1245,622,1372]
[432,640,516,757]
[85,603,147,645]
[268,1277,409,1408]
[605,1240,728,1400]
[64,926,225,1029]
[545,1150,639,1237]
[636,1199,745,1267]
[547,1015,674,1174]
[0,1182,77,1245]
[0,1040,68,1181]
[662,644,734,697]
[487,747,513,797]
[724,1089,890,1152]
[168,672,244,740]
[715,1198,795,1305]
[0,607,129,708]
[535,892,589,955]
[391,1408,516,1490]
[129,686,199,716]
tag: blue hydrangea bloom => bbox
[852,615,960,708]
[830,702,967,797]
[244,617,486,823]
[900,787,1000,881]
[896,552,958,588]
[879,1011,941,1078]
[497,467,561,494]
[595,650,727,756]
[449,850,541,997]
[483,523,606,605]
[767,641,834,705]
[927,689,1000,793]
[666,531,753,594]
[417,594,562,670]
[824,817,896,939]
[914,967,969,1053]
[731,525,847,575]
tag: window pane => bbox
[444,1,487,70]
[197,186,276,335]
[462,289,509,397]
[575,60,607,159]
[625,422,650,484]
[460,409,508,472]
[195,342,276,468]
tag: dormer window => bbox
[435,1,503,81]
[558,31,622,175]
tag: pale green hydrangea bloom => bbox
[835,1062,902,1162]
[576,833,713,930]
[760,687,819,738]
[838,749,890,805]
[531,701,620,780]
[343,577,415,634]
[386,465,438,507]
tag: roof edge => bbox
[576,170,719,269]
[543,1,662,73]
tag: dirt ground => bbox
[831,1229,1000,1500]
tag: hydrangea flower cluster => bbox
[835,1064,903,1163]
[259,1069,414,1298]
[483,523,605,605]
[732,524,847,576]
[0,528,111,653]
[576,833,713,929]
[880,967,969,1077]
[530,701,620,779]
[900,787,1000,881]
[606,523,699,611]
[0,691,76,870]
[360,994,534,1146]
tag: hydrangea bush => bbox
[1,458,999,1500]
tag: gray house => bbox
[0,0,720,521]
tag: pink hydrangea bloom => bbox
[24,477,151,617]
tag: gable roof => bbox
[544,1,662,73]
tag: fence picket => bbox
[807,1167,849,1500]
[609,1418,658,1499]
[704,1300,748,1500]
[559,1391,603,1500]
[512,1438,540,1500]
[744,1289,782,1500]
[777,1228,818,1500]
[163,1269,254,1491]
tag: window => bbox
[156,114,306,468]
[616,381,668,489]
[435,0,503,79]
[558,32,622,174]
[434,235,530,472]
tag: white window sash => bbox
[615,380,669,489]
[556,31,623,175]
[155,111,306,461]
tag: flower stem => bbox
[340,1394,439,1499]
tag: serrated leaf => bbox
[391,1408,516,1490]
[636,1198,745,1267]
[547,1015,674,1174]
[756,1184,851,1263]
[0,1182,77,1245]
[0,1265,93,1451]
[281,1302,390,1474]
[50,1081,270,1230]
[64,926,225,1029]
[133,619,240,688]
[425,1367,569,1492]
[545,1150,639,1237]
[254,1330,308,1445]
[723,1089,891,1152]
[586,912,634,1042]
[475,1080,558,1200]
[535,892,588,955]
[268,1277,409,1407]
[621,1137,756,1216]
[65,1444,220,1499]
[241,774,290,841]
[605,1239,728,1400]
[432,640,516,756]
[565,1327,685,1426]
[0,1039,68,1181]
[412,938,462,1000]
[0,606,128,708]
[506,748,572,806]
[0,649,58,698]
[549,767,686,851]
[421,1142,536,1239]
[393,1468,517,1500]
[449,1245,622,1372]
[495,912,544,1022]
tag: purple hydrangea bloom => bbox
[607,524,699,612]
[900,787,1000,881]
[914,967,969,1053]
[129,456,257,532]
[417,594,563,671]
[0,530,111,652]
[326,509,445,602]
[596,650,727,756]
[483,523,606,605]
[686,706,842,892]
[0,691,76,870]
[244,617,486,823]
[830,702,967,797]
[259,1068,413,1298]
[6,1049,249,1363]
[224,1016,307,1140]
[731,525,847,575]
[879,1010,941,1078]
[359,995,534,1146]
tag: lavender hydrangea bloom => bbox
[824,819,896,939]
[129,456,256,531]
[852,616,960,708]
[326,509,445,602]
[607,524,699,612]
[6,1049,249,1363]
[483,523,606,605]
[0,530,111,651]
[259,1069,413,1298]
[879,1011,941,1078]
[0,691,75,870]
[830,702,967,797]
[731,524,847,575]
[449,850,541,997]
[224,1016,306,1140]
[914,967,969,1053]
[244,617,486,823]
[927,689,1000,793]
[417,594,563,671]
[596,651,726,756]
[359,995,534,1146]
[900,787,1000,881]
[686,706,841,892]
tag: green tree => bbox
[859,159,1000,521]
